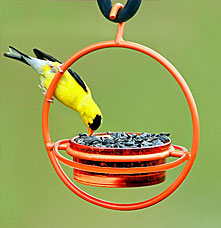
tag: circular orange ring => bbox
[42,40,200,210]
[66,147,171,162]
[53,139,189,174]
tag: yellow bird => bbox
[4,46,102,136]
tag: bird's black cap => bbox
[88,115,102,131]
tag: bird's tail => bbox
[3,46,31,66]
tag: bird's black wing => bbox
[33,48,62,63]
[67,69,88,93]
[33,48,88,93]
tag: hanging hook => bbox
[109,3,125,43]
[109,3,124,20]
[97,0,142,23]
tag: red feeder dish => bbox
[68,133,172,188]
[42,4,200,211]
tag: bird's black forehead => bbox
[88,115,102,130]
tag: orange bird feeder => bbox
[42,1,200,210]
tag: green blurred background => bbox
[1,0,221,227]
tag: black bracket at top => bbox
[97,0,142,23]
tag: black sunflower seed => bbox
[74,132,171,148]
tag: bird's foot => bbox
[55,65,64,73]
[48,62,64,73]
[39,84,54,103]
[46,98,54,103]
[42,91,54,103]
[48,62,54,68]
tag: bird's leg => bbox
[38,83,54,103]
[48,62,64,73]
[38,83,47,93]
[48,62,54,69]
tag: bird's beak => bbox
[88,127,94,136]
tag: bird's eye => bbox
[88,115,102,131]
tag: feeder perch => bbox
[42,1,200,211]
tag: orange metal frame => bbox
[42,8,200,210]
[54,141,189,174]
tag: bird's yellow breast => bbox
[40,63,90,112]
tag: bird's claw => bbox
[46,98,54,103]
[48,62,64,73]
[39,84,54,103]
[44,93,54,103]
[56,65,64,73]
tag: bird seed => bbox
[74,132,171,148]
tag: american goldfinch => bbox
[4,46,102,136]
